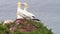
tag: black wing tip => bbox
[32,19,40,21]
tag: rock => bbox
[15,19,27,24]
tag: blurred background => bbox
[0,0,60,34]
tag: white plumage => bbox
[23,10,35,19]
[17,2,24,19]
[17,2,35,19]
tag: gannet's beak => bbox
[22,3,24,4]
[22,3,24,5]
[22,3,28,5]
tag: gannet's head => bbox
[22,3,28,10]
[17,2,21,8]
[23,2,28,7]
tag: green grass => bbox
[0,19,54,34]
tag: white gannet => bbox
[22,3,36,19]
[17,2,24,19]
[17,2,40,21]
[23,3,40,21]
[17,2,36,19]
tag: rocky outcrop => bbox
[0,19,53,34]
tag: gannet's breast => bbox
[17,8,23,12]
[17,8,26,17]
[17,8,24,19]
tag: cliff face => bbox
[0,19,53,34]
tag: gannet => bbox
[17,2,35,19]
[22,3,36,19]
[17,2,24,19]
[23,3,40,21]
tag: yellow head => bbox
[23,2,28,10]
[17,2,21,8]
[23,3,28,7]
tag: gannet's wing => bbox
[23,10,35,16]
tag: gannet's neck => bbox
[17,5,21,8]
[17,5,21,9]
[23,3,28,11]
[24,7,28,11]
